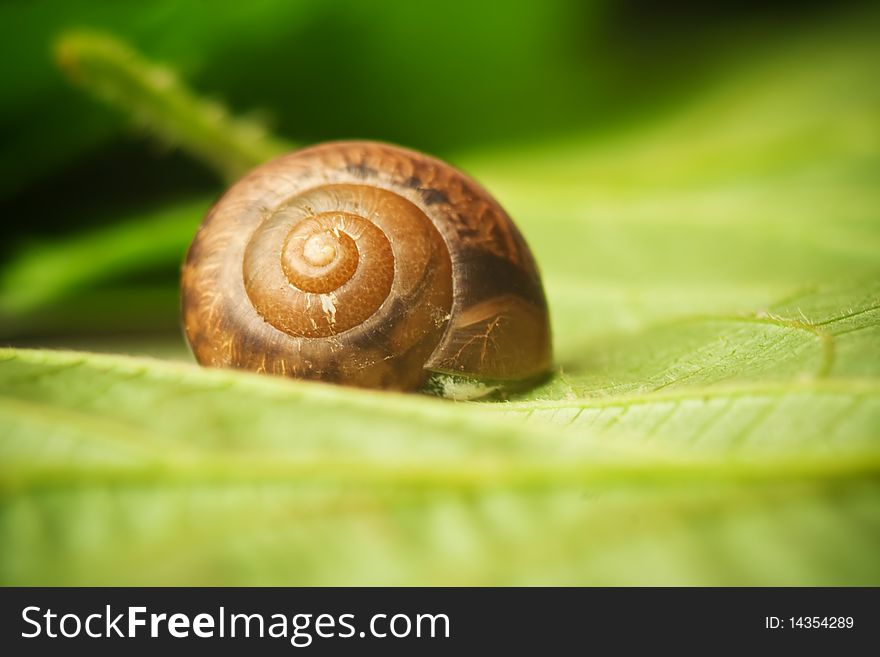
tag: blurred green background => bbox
[1,0,879,586]
[2,0,876,356]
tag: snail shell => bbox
[181,141,551,395]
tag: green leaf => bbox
[0,199,208,335]
[1,275,879,585]
[520,278,880,399]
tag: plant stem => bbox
[55,31,293,182]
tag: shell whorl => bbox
[182,141,551,392]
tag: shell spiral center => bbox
[280,213,365,294]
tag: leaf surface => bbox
[1,323,878,585]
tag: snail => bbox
[181,141,551,399]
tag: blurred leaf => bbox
[1,272,878,584]
[3,12,878,348]
[472,14,880,355]
[0,199,208,324]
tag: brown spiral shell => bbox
[181,141,551,394]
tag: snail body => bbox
[181,141,551,397]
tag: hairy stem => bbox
[55,31,293,181]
